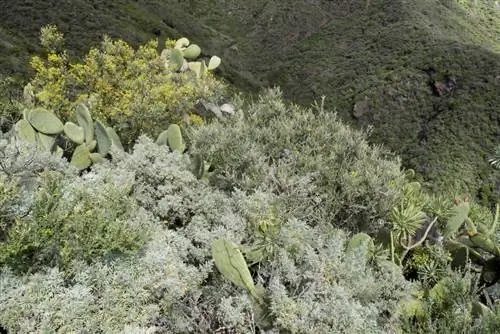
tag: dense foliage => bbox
[0,28,499,333]
[28,27,227,147]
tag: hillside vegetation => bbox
[0,2,499,332]
[0,0,498,206]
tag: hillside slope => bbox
[0,0,498,203]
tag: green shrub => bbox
[399,270,500,333]
[0,135,415,333]
[0,148,149,272]
[188,88,406,234]
[28,27,227,147]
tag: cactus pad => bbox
[71,144,92,170]
[15,119,37,143]
[27,108,64,135]
[166,124,185,153]
[208,56,221,70]
[94,120,112,156]
[76,103,94,143]
[63,122,85,144]
[212,238,258,299]
[183,44,201,59]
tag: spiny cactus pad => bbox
[212,238,258,299]
[175,37,190,50]
[63,122,85,144]
[94,120,112,156]
[156,129,169,146]
[208,56,221,70]
[76,103,94,144]
[106,127,124,151]
[170,49,184,71]
[70,143,92,170]
[15,119,37,143]
[188,61,202,78]
[27,108,64,135]
[183,44,201,59]
[166,124,185,153]
[36,132,56,151]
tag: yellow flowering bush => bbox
[29,28,227,147]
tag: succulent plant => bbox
[76,103,94,144]
[183,44,201,59]
[94,120,112,156]
[163,37,221,78]
[63,122,85,145]
[212,238,261,302]
[12,100,122,170]
[156,124,186,153]
[27,108,64,135]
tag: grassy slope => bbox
[0,0,498,204]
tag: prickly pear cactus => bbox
[70,143,92,170]
[106,127,124,151]
[14,119,37,143]
[156,129,169,146]
[212,238,260,301]
[166,124,185,153]
[23,83,35,107]
[63,122,85,144]
[183,44,201,59]
[94,120,112,156]
[36,132,56,151]
[170,49,185,71]
[76,103,94,144]
[27,108,64,135]
[175,37,190,49]
[208,56,221,70]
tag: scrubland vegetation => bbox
[0,26,498,333]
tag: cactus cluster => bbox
[13,102,123,170]
[443,199,500,287]
[69,104,123,169]
[394,198,500,323]
[161,37,221,78]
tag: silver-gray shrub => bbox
[187,88,405,234]
[0,134,414,332]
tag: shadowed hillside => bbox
[0,0,499,204]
